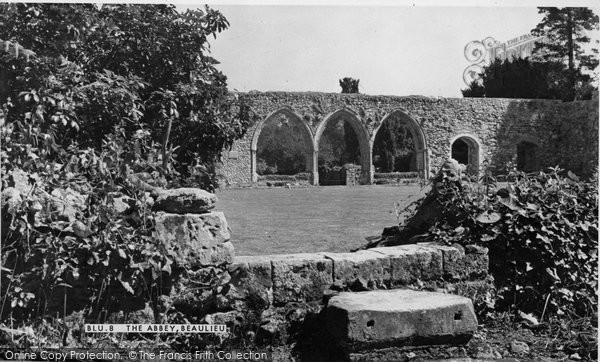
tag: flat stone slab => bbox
[326,289,477,352]
[153,188,217,214]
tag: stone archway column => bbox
[312,150,319,186]
[416,148,430,179]
[361,146,374,185]
[250,149,258,184]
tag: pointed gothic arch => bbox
[250,107,315,183]
[372,109,429,179]
[314,108,372,185]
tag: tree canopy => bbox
[461,58,570,99]
[463,7,598,100]
[532,7,599,100]
[0,4,254,183]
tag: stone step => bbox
[326,289,477,353]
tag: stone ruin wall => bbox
[218,92,599,186]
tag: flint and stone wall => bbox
[218,92,598,186]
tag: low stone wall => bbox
[215,242,493,351]
[230,243,490,307]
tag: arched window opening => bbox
[516,141,540,173]
[373,119,417,173]
[318,118,361,185]
[451,139,469,165]
[451,136,480,174]
[255,112,313,182]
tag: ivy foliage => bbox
[412,165,598,318]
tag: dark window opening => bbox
[451,139,469,165]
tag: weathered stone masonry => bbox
[150,188,492,357]
[217,92,598,186]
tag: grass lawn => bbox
[215,185,426,256]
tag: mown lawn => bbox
[216,185,426,256]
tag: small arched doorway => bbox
[450,135,481,174]
[516,141,540,173]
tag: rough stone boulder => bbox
[154,211,234,268]
[326,289,477,352]
[153,188,217,214]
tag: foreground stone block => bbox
[154,211,233,267]
[229,255,274,307]
[321,250,391,287]
[153,188,217,214]
[270,253,333,305]
[326,289,477,352]
[371,245,443,285]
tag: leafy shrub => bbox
[406,165,598,318]
[256,158,278,175]
[0,4,257,185]
[1,124,174,325]
[0,4,256,329]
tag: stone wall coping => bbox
[233,243,467,266]
[318,249,390,261]
[230,242,489,305]
[235,90,568,104]
[235,253,329,264]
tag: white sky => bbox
[176,2,600,97]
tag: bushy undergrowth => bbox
[0,126,178,329]
[0,5,260,344]
[412,164,598,318]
